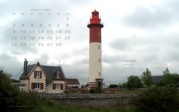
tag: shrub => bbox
[90,88,102,93]
[64,89,78,94]
[0,70,42,112]
[0,70,20,111]
[16,91,41,106]
[109,84,118,88]
[133,86,179,112]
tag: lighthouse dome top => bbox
[92,10,99,17]
[92,9,99,13]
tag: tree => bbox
[173,73,179,87]
[127,75,143,89]
[163,68,179,86]
[163,68,179,87]
[119,83,127,88]
[141,68,152,88]
[163,67,170,75]
[0,69,41,111]
[0,70,19,109]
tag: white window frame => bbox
[55,84,61,91]
[35,71,41,79]
[34,83,40,90]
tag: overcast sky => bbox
[0,0,179,85]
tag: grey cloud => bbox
[167,0,179,14]
[161,47,179,62]
[124,0,179,29]
[6,53,49,79]
[108,34,179,81]
[124,7,172,28]
[9,47,37,55]
[109,36,138,51]
[24,53,50,65]
[0,53,22,79]
[103,64,139,84]
[109,35,179,53]
[71,47,89,56]
[103,55,120,64]
[103,55,136,65]
[63,58,88,84]
[102,55,142,84]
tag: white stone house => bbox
[19,60,66,93]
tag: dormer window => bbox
[34,71,42,79]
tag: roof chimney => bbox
[24,59,28,75]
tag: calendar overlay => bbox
[10,9,71,47]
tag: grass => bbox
[40,98,139,112]
[40,99,61,112]
[39,89,179,112]
[117,88,144,94]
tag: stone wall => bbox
[40,93,137,107]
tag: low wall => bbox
[40,93,137,107]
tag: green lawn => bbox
[40,99,138,112]
[39,89,179,112]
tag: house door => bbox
[98,82,101,89]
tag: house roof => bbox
[11,79,20,83]
[20,63,65,82]
[66,78,80,85]
[152,76,164,84]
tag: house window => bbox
[31,83,43,90]
[56,84,61,90]
[34,71,41,79]
[98,45,100,49]
[34,83,40,90]
[99,72,101,76]
[53,84,63,90]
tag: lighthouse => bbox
[87,10,103,89]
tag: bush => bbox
[0,70,20,110]
[133,87,179,112]
[90,88,102,93]
[119,83,127,88]
[64,89,79,94]
[109,84,118,88]
[16,91,41,106]
[0,70,42,112]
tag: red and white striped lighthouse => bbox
[87,10,103,88]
